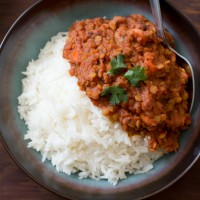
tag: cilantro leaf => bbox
[124,66,147,86]
[107,54,126,75]
[101,86,128,105]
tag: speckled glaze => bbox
[0,0,200,199]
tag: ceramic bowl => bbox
[0,0,200,199]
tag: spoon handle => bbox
[149,0,165,40]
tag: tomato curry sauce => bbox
[63,14,191,152]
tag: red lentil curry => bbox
[63,14,191,152]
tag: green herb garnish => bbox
[124,66,147,86]
[107,54,126,75]
[101,86,128,105]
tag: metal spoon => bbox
[149,0,195,112]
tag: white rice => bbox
[18,32,164,185]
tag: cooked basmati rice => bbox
[18,32,164,185]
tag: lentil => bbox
[63,14,191,152]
